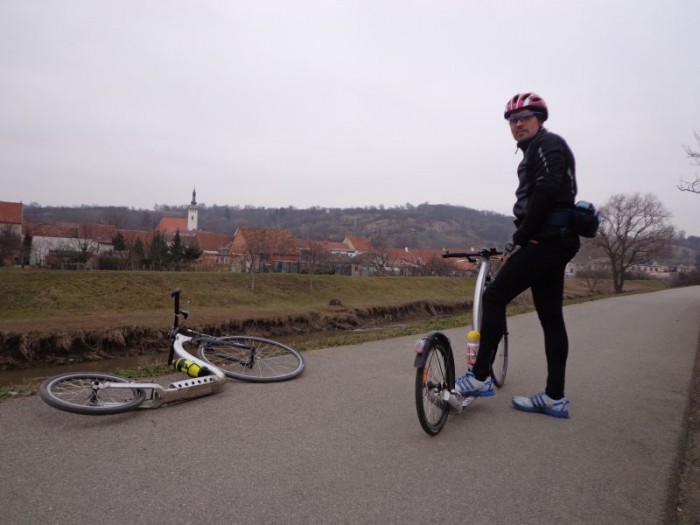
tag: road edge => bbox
[668,324,700,524]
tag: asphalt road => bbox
[1,286,698,525]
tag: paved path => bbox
[1,286,698,525]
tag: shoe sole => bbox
[511,400,569,418]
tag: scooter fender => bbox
[413,331,453,369]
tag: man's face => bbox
[508,109,541,142]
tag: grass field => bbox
[0,268,483,333]
[0,267,666,397]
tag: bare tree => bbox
[367,233,394,275]
[239,228,297,291]
[678,131,700,193]
[301,240,328,291]
[577,268,610,296]
[595,193,675,293]
[20,233,32,267]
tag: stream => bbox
[0,322,420,388]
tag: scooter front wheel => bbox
[415,340,453,436]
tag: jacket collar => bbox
[517,126,547,152]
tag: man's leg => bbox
[472,244,541,381]
[531,257,569,399]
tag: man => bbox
[453,93,580,418]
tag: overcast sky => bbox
[1,0,698,236]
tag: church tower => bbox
[187,188,198,231]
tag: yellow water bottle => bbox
[466,330,480,367]
[173,358,209,378]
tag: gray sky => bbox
[1,0,699,236]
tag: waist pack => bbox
[546,201,600,238]
[571,200,600,238]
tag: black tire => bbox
[198,336,305,383]
[39,373,146,415]
[490,320,509,388]
[415,340,454,436]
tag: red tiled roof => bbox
[297,239,352,253]
[25,223,79,238]
[116,229,153,246]
[25,222,117,242]
[0,201,23,224]
[194,231,235,251]
[156,217,188,234]
[231,227,298,255]
[321,240,353,252]
[344,236,373,252]
[81,223,118,242]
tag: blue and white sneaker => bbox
[512,392,570,418]
[453,370,494,398]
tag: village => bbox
[0,192,479,277]
[0,192,696,281]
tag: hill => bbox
[22,203,515,250]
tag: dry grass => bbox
[0,269,477,333]
[0,268,666,335]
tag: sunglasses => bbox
[507,111,541,123]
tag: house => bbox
[116,229,154,249]
[192,231,235,271]
[388,247,470,276]
[229,227,300,273]
[297,239,357,275]
[25,222,117,268]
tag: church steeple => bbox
[187,188,198,231]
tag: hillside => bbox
[22,203,515,250]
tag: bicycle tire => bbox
[490,320,509,388]
[415,340,454,436]
[39,373,146,415]
[198,336,305,383]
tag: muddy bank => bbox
[0,300,468,371]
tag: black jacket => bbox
[512,128,578,246]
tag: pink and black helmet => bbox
[504,93,548,121]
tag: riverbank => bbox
[0,269,664,375]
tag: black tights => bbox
[472,242,577,400]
